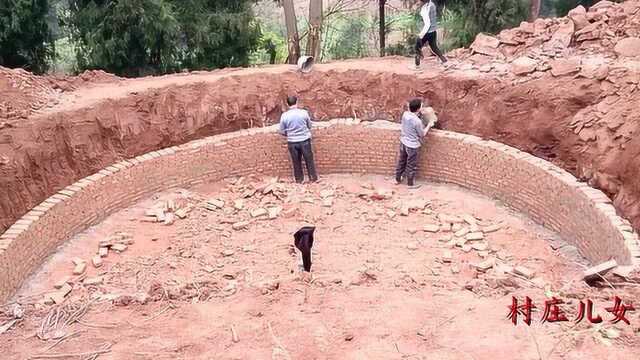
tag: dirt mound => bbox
[67,69,121,88]
[456,0,640,228]
[0,67,60,121]
[464,0,640,65]
[0,67,120,122]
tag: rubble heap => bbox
[462,0,640,77]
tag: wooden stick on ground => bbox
[268,322,291,360]
[231,325,240,343]
[143,304,175,323]
[126,303,175,327]
[29,343,112,359]
[43,330,86,351]
[76,320,119,329]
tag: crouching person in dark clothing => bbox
[395,98,437,188]
[279,96,319,184]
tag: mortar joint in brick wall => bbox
[4,226,24,235]
[15,218,34,226]
[59,189,76,197]
[122,160,137,168]
[51,193,71,202]
[98,169,113,177]
[86,173,106,182]
[22,215,40,222]
[75,179,93,189]
[44,197,63,205]
[66,185,82,192]
[0,232,18,240]
[26,208,45,218]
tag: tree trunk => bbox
[282,0,300,64]
[306,0,323,58]
[379,0,386,57]
[528,0,541,22]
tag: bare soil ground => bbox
[1,174,638,359]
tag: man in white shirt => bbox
[279,96,319,183]
[395,98,438,188]
[414,0,448,69]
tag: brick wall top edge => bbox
[364,120,400,130]
[313,122,333,129]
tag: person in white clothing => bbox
[414,0,447,68]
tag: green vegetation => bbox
[64,0,260,77]
[65,0,180,77]
[173,0,261,71]
[324,15,371,60]
[440,0,530,51]
[250,29,288,65]
[0,0,55,74]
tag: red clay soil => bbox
[2,174,638,359]
[1,0,640,234]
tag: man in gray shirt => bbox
[279,96,318,183]
[395,98,437,188]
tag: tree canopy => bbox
[0,0,55,74]
[65,0,260,77]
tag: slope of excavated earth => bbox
[1,0,640,236]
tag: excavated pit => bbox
[1,118,639,358]
[3,1,640,356]
[1,173,636,359]
[1,58,640,238]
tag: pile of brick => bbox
[347,181,542,294]
[42,231,133,305]
[202,176,296,232]
[142,198,193,225]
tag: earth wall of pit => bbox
[1,120,638,302]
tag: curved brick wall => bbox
[1,120,639,302]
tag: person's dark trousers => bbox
[294,226,315,272]
[415,31,447,66]
[287,139,318,183]
[395,143,420,186]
